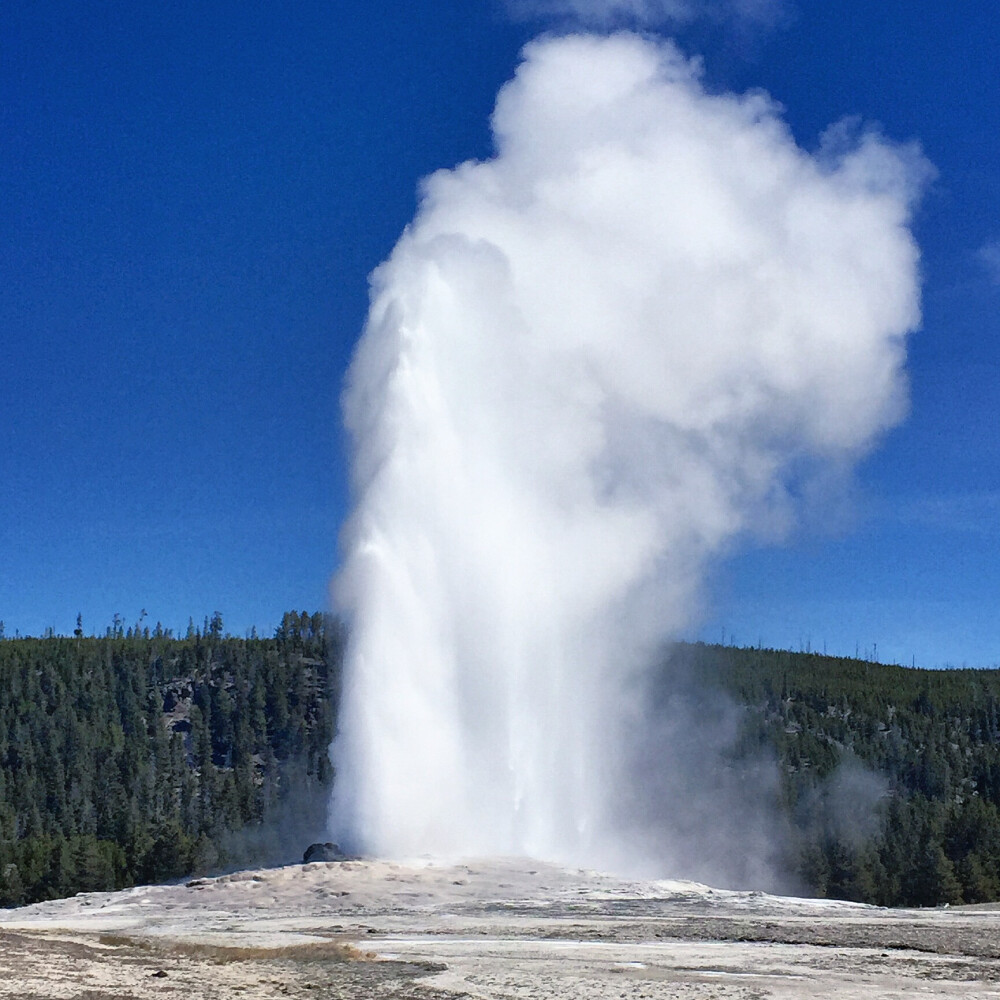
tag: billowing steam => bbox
[330,33,926,871]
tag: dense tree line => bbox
[5,620,1000,909]
[680,642,1000,906]
[0,612,339,906]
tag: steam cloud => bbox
[330,33,926,872]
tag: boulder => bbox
[302,842,348,863]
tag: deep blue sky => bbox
[2,1,999,665]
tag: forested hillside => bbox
[683,642,1000,906]
[0,612,339,906]
[4,624,1000,908]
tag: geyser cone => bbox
[330,33,927,870]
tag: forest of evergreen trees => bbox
[4,620,1000,908]
[0,612,338,907]
[682,642,1000,907]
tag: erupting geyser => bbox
[330,33,927,869]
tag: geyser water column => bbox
[330,33,927,865]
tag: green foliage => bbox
[678,641,1000,906]
[0,613,341,907]
[6,622,1000,909]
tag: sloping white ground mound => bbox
[1,858,999,998]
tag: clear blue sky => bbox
[2,1,999,665]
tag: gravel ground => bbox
[1,859,999,998]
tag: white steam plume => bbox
[330,33,926,870]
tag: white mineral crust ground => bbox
[1,858,999,998]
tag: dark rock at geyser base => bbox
[302,842,350,863]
